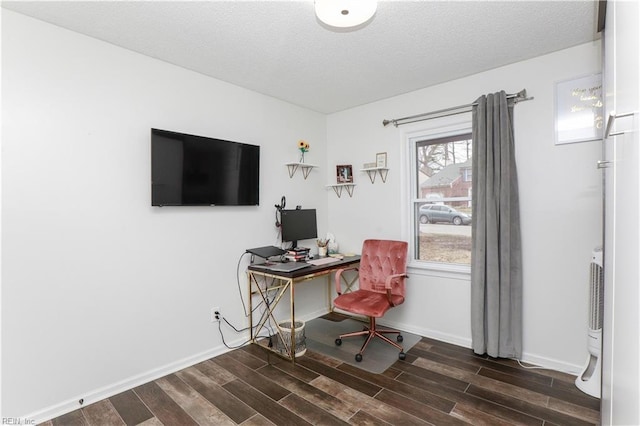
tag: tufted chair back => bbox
[358,239,408,297]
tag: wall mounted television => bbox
[151,128,260,206]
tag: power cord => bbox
[236,251,276,317]
[236,252,251,317]
[217,319,273,350]
[512,358,547,370]
[216,285,278,350]
[226,242,290,350]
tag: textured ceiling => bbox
[2,1,599,113]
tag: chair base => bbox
[335,316,405,362]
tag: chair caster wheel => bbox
[355,353,363,362]
[397,335,404,342]
[399,352,406,360]
[335,338,342,346]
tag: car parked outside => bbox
[419,204,471,225]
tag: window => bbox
[409,130,473,268]
[462,167,472,182]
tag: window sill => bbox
[407,261,471,281]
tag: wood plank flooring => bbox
[42,336,600,425]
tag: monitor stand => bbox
[290,243,312,252]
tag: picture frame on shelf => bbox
[336,165,353,183]
[376,152,387,168]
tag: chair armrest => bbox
[335,266,359,295]
[385,273,408,306]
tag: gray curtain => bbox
[471,91,523,359]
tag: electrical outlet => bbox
[211,307,220,322]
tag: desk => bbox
[247,255,360,362]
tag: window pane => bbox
[415,202,472,264]
[413,134,472,265]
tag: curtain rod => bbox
[382,89,533,127]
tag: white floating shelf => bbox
[285,162,317,179]
[360,167,389,183]
[326,183,356,198]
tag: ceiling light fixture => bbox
[314,0,377,29]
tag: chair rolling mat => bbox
[304,317,421,374]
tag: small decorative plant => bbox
[297,140,310,163]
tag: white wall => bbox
[326,42,603,372]
[1,11,328,419]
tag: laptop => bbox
[246,245,286,259]
[265,261,312,272]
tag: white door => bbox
[602,1,640,424]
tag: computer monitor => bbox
[280,209,317,249]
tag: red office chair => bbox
[333,239,409,362]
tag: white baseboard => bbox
[26,310,327,424]
[518,352,582,375]
[26,311,582,423]
[300,308,332,322]
[25,336,246,424]
[379,318,582,375]
[378,318,473,349]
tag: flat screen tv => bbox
[151,128,260,206]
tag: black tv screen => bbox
[151,128,260,206]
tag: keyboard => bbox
[307,257,340,266]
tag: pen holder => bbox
[318,246,328,257]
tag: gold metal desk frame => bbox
[247,256,360,362]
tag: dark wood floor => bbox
[43,336,600,425]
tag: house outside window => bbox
[462,167,472,182]
[409,128,472,269]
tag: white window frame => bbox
[402,114,473,276]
